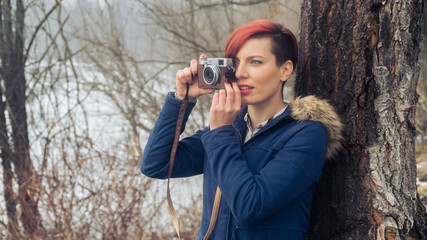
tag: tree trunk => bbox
[0,2,19,239]
[0,89,18,239]
[422,3,427,101]
[295,0,426,239]
[1,0,44,238]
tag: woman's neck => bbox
[247,101,287,130]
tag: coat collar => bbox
[233,95,343,160]
[233,105,294,145]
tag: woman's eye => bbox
[251,60,262,64]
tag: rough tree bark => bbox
[0,0,45,238]
[0,2,18,239]
[295,0,426,239]
[422,4,427,104]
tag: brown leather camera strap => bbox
[167,84,221,240]
[203,187,221,240]
[167,86,189,240]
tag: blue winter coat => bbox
[141,92,342,239]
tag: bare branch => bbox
[24,0,61,63]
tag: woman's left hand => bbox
[209,80,241,130]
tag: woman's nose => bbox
[234,64,247,80]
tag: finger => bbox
[199,54,207,60]
[201,88,215,95]
[175,70,188,97]
[218,89,226,107]
[232,80,241,100]
[183,67,193,84]
[232,80,241,109]
[211,92,219,107]
[190,59,198,78]
[224,82,234,106]
[176,70,186,83]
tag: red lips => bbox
[238,84,254,94]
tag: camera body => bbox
[197,58,235,89]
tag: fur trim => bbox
[289,96,343,160]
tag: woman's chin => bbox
[241,98,253,105]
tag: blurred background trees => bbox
[0,0,301,239]
[0,0,425,239]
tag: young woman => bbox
[141,20,342,240]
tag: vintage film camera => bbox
[197,58,235,89]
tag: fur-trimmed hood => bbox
[289,95,343,159]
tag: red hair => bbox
[225,20,298,67]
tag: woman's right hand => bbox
[176,54,214,101]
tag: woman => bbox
[141,20,342,240]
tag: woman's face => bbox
[234,37,292,107]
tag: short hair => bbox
[225,20,298,67]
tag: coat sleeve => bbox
[201,121,328,225]
[140,92,207,179]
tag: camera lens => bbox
[203,65,220,85]
[204,69,214,83]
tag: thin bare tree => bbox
[0,0,64,238]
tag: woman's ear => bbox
[280,60,293,82]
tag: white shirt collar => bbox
[243,105,288,143]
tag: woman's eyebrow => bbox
[236,55,265,61]
[247,55,265,59]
